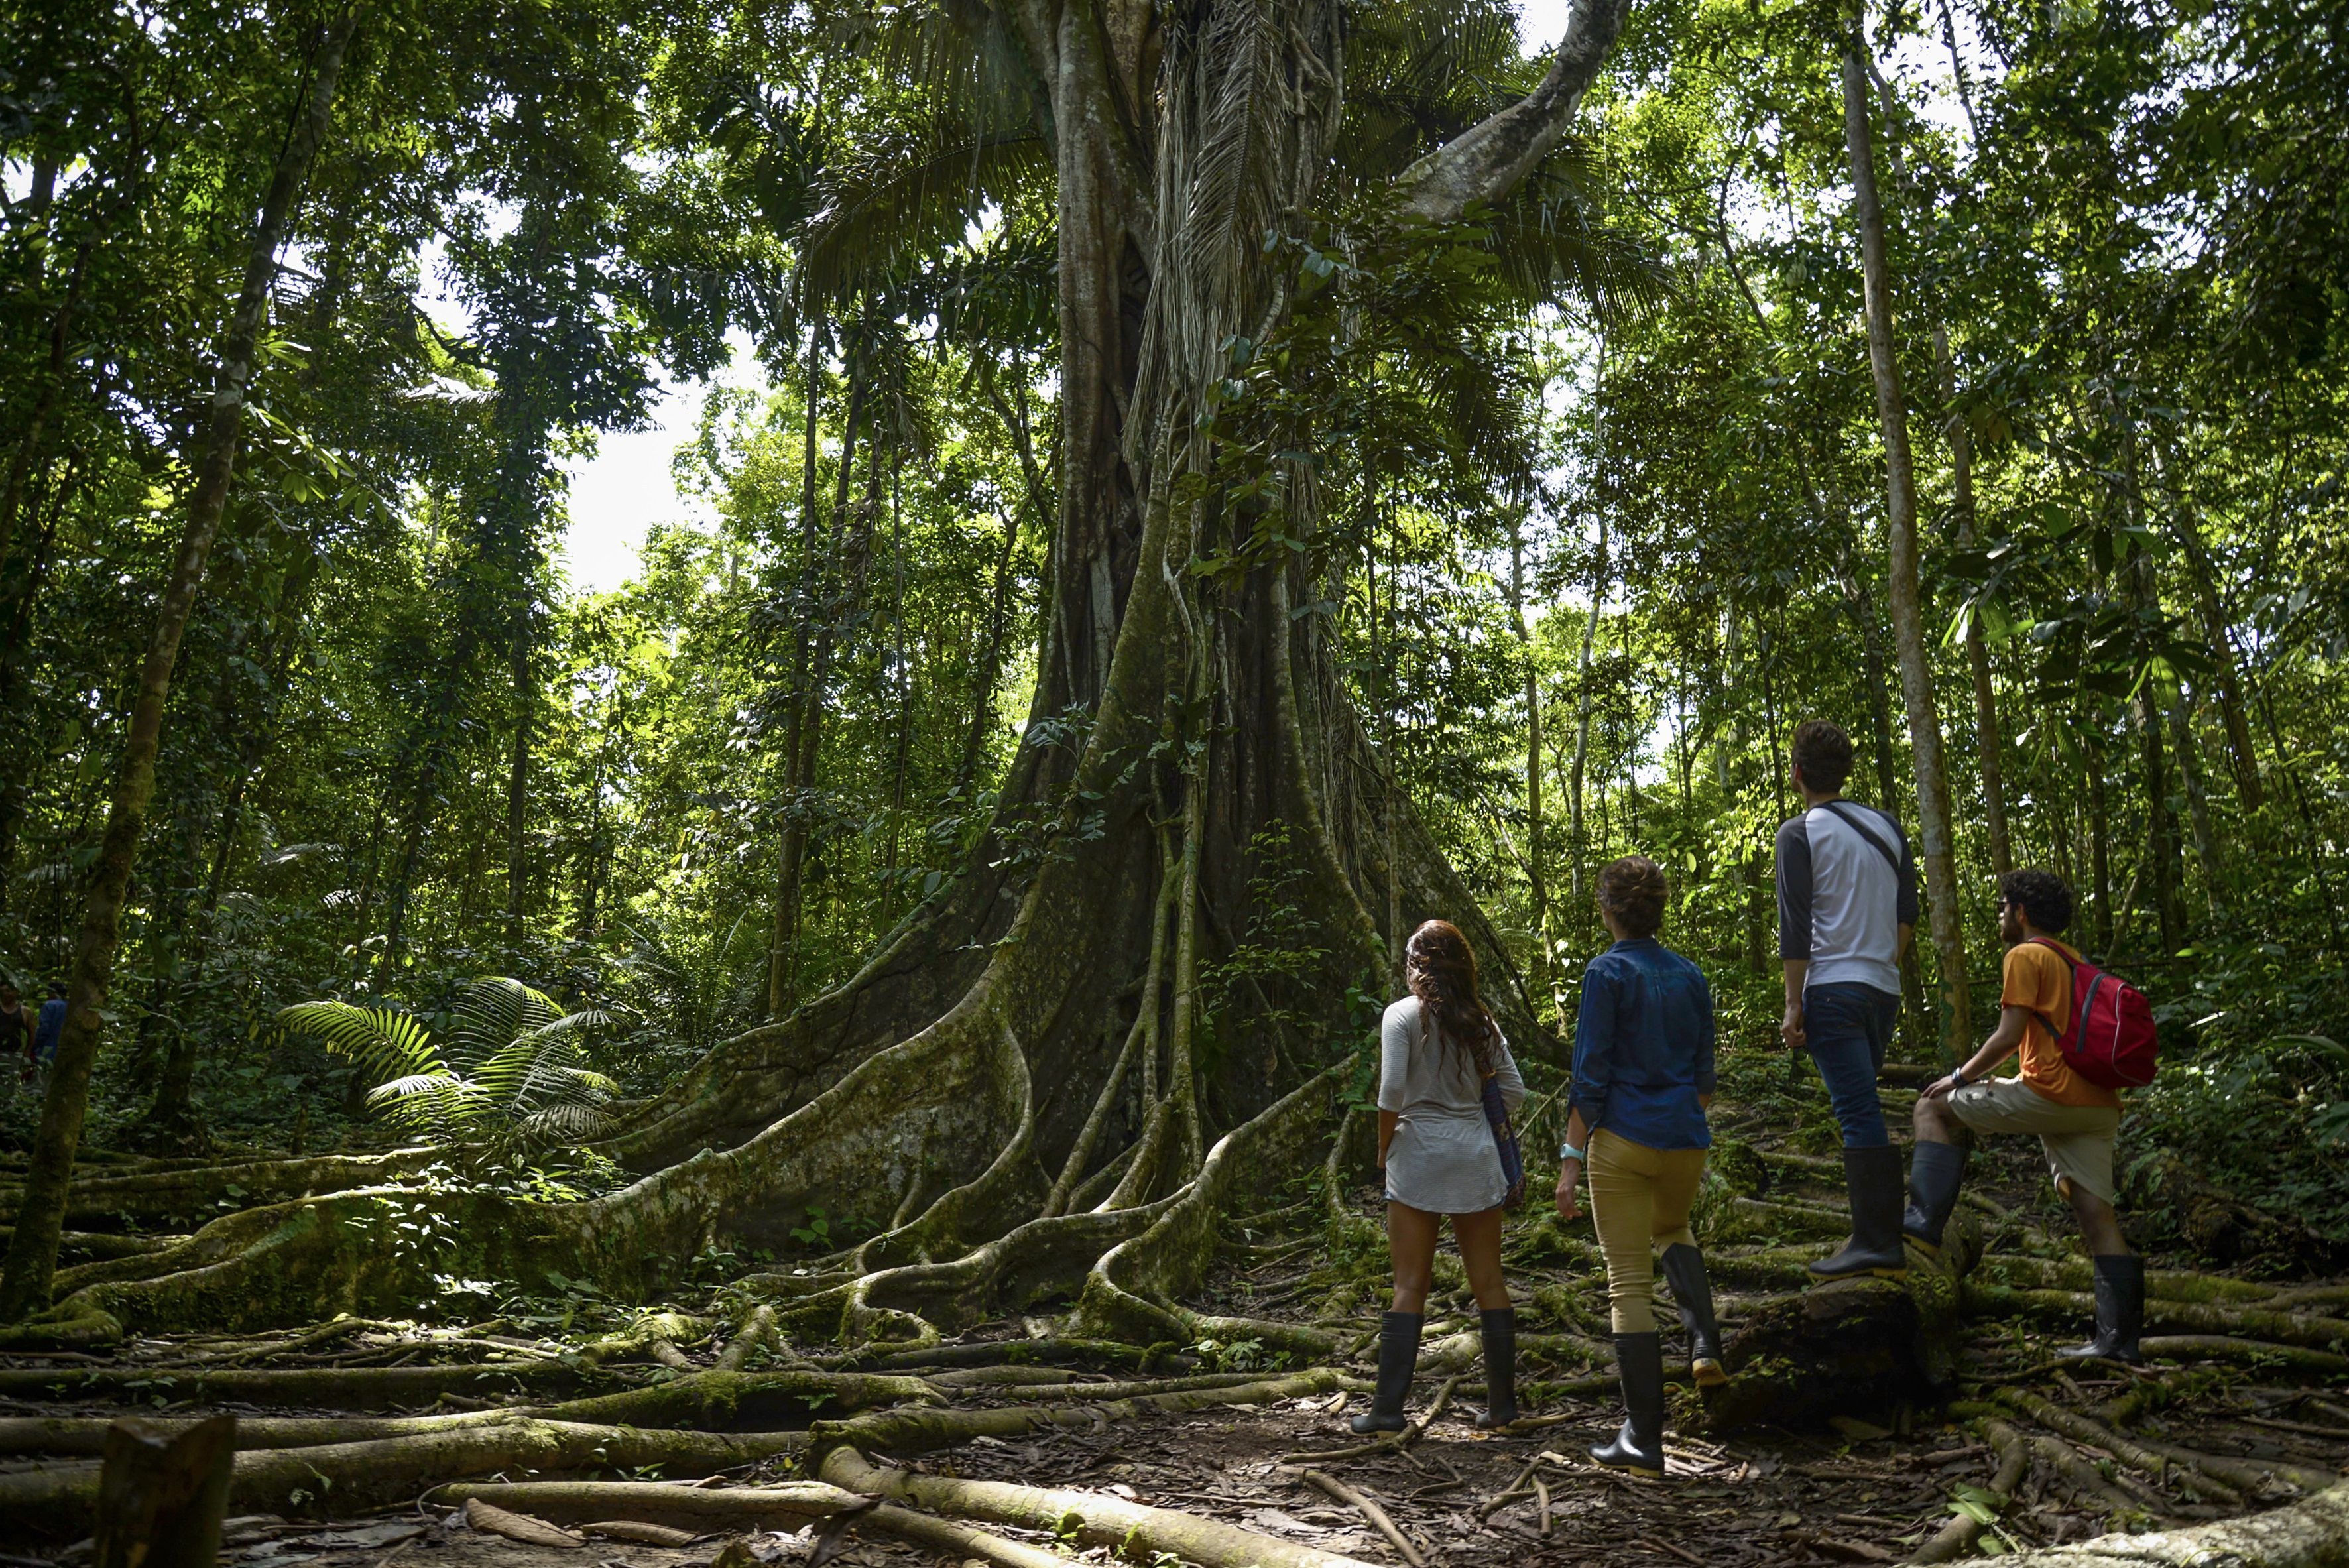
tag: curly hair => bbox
[2000,867,2073,935]
[1598,855,1669,939]
[1405,919,1498,1077]
[1791,719,1854,794]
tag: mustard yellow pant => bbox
[1586,1128,1710,1333]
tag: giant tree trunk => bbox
[0,5,361,1319]
[1838,8,1972,1054]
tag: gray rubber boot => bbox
[1902,1140,1968,1251]
[1588,1331,1666,1477]
[1351,1311,1423,1433]
[2055,1254,2145,1364]
[1657,1243,1726,1387]
[1475,1307,1518,1428]
[1809,1144,1908,1280]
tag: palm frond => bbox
[1183,0,1295,332]
[366,1071,489,1134]
[276,1001,444,1085]
[1484,154,1670,318]
[448,977,563,1071]
[513,1102,623,1142]
[797,127,1049,312]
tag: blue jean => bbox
[1804,982,1899,1147]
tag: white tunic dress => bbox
[1378,996,1527,1214]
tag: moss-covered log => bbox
[1994,1480,2349,1566]
[820,1445,1385,1568]
[1,1417,810,1538]
[1700,1226,1972,1430]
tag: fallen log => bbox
[820,1445,1386,1568]
[0,1367,937,1455]
[806,1368,1352,1457]
[3,1416,808,1537]
[434,1480,1077,1568]
[1995,1478,2349,1565]
[0,1359,629,1409]
[1964,1284,2349,1351]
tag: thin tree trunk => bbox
[1505,507,1556,1018]
[2170,690,2226,919]
[957,505,1023,790]
[768,320,829,1018]
[1839,9,1971,1054]
[2147,438,2263,807]
[1567,517,1608,928]
[1935,324,2012,874]
[0,459,82,894]
[505,623,532,947]
[147,546,323,1136]
[0,5,359,1318]
[0,245,88,573]
[2086,730,2114,954]
[772,406,884,1010]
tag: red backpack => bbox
[2027,938,2158,1089]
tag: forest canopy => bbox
[3,0,2348,1559]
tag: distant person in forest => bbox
[1554,856,1725,1479]
[1353,919,1528,1434]
[1776,718,1921,1281]
[0,983,32,1085]
[1905,869,2140,1360]
[32,983,66,1079]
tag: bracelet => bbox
[1949,1067,1969,1089]
[1558,1142,1585,1164]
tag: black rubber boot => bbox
[1589,1331,1667,1477]
[1657,1244,1726,1388]
[2056,1254,2145,1364]
[1475,1307,1518,1429]
[1809,1144,1909,1280]
[1902,1140,1968,1252]
[1351,1311,1423,1433]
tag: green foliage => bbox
[276,978,615,1142]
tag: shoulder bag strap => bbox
[1820,799,1902,873]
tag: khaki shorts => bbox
[1948,1078,2120,1203]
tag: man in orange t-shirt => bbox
[1902,869,2141,1363]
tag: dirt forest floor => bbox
[6,1059,2348,1565]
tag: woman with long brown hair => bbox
[1351,919,1528,1433]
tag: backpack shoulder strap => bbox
[2021,937,2082,1044]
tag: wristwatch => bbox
[1949,1066,1970,1089]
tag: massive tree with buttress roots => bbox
[7,0,1630,1349]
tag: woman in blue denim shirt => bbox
[1553,856,1727,1479]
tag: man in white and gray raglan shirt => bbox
[1776,719,1921,1281]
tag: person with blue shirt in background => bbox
[32,983,66,1080]
[1553,855,1724,1480]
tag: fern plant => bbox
[278,977,618,1142]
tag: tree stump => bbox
[93,1414,235,1568]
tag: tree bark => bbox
[0,5,361,1319]
[1838,8,1971,1053]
